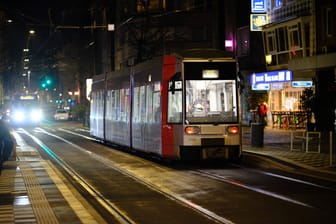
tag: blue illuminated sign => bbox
[252,83,270,90]
[292,81,312,87]
[250,70,292,84]
[251,0,266,13]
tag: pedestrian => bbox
[257,102,268,125]
[0,118,14,170]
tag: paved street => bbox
[242,126,336,180]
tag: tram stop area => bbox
[247,107,335,161]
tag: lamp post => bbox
[22,29,35,91]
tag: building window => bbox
[288,24,301,49]
[266,31,276,53]
[326,8,333,37]
[271,0,283,9]
[276,27,288,52]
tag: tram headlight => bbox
[31,109,42,122]
[185,126,201,135]
[227,126,239,134]
[13,110,25,122]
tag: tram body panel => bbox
[90,53,242,161]
[104,72,131,146]
[90,90,105,140]
[182,124,241,159]
[132,122,162,154]
[161,56,181,159]
[131,57,166,154]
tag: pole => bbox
[330,131,334,167]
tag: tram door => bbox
[162,75,183,158]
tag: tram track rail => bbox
[190,169,315,208]
[21,127,235,224]
[20,128,136,224]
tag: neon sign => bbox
[250,70,292,84]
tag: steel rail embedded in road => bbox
[48,127,236,224]
[191,170,313,208]
[21,128,136,224]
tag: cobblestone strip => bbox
[19,161,59,224]
[0,161,36,224]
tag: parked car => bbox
[54,109,70,121]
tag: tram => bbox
[9,92,43,125]
[90,50,242,161]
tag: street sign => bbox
[252,83,270,90]
[251,0,266,13]
[250,70,292,84]
[250,14,267,31]
[292,81,313,87]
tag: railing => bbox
[271,111,307,129]
[290,130,321,153]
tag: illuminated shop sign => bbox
[292,81,313,87]
[250,70,292,84]
[250,14,267,31]
[251,0,266,13]
[252,83,270,90]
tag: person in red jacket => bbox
[257,102,268,125]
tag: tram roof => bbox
[175,48,235,61]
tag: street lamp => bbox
[22,29,35,91]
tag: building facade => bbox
[113,0,237,70]
[257,0,336,131]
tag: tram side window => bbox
[144,82,161,123]
[119,89,125,121]
[153,82,161,123]
[139,86,146,122]
[111,90,116,120]
[106,90,112,119]
[125,88,130,121]
[168,80,182,123]
[116,90,121,120]
[98,91,104,119]
[133,87,140,122]
[90,92,96,117]
[146,85,154,122]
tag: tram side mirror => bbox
[169,72,182,95]
[169,81,175,94]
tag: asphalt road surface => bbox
[10,121,336,224]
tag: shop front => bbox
[250,70,313,129]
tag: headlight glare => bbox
[13,110,25,121]
[31,109,42,121]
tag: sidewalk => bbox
[242,126,336,181]
[0,130,104,224]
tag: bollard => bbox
[251,123,264,147]
[330,131,334,167]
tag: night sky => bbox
[1,1,94,60]
[1,1,96,93]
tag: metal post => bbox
[330,131,333,167]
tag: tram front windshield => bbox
[186,80,238,124]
